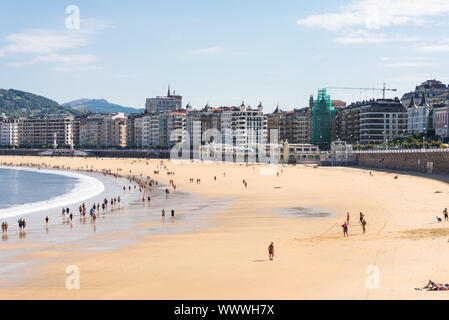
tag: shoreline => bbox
[0,165,105,219]
[0,156,449,299]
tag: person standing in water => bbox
[171,209,175,222]
[268,242,274,260]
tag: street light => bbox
[423,127,427,150]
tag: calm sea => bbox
[0,167,78,210]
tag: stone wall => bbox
[356,150,449,174]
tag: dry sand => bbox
[1,156,449,299]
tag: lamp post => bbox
[423,128,427,150]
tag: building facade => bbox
[433,106,449,140]
[79,113,128,148]
[19,115,75,148]
[0,116,19,146]
[219,103,267,147]
[401,79,449,107]
[145,86,182,114]
[340,98,407,145]
[407,94,433,135]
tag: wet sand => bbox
[0,156,449,299]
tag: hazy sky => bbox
[1,0,449,112]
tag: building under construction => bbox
[311,89,335,150]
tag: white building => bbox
[0,117,19,146]
[407,94,433,135]
[134,115,151,148]
[219,103,267,147]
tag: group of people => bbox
[18,218,27,232]
[1,221,8,234]
[161,208,176,222]
[189,178,202,184]
[342,212,367,237]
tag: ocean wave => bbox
[0,166,104,219]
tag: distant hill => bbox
[0,89,82,117]
[63,99,144,115]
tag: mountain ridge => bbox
[63,98,144,115]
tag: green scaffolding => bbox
[311,89,335,150]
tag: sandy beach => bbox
[1,155,449,299]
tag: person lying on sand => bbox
[416,280,449,291]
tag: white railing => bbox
[353,148,449,154]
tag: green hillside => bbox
[0,89,83,117]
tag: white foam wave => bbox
[0,166,104,219]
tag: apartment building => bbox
[339,99,407,145]
[145,86,182,114]
[219,103,267,147]
[79,113,128,148]
[0,116,19,146]
[19,115,75,147]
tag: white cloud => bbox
[188,46,223,55]
[297,0,449,31]
[378,56,438,68]
[334,30,416,44]
[111,73,144,79]
[383,61,437,68]
[416,44,449,52]
[52,65,102,73]
[0,19,108,71]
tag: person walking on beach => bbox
[342,222,349,237]
[443,208,448,222]
[268,242,275,260]
[359,212,364,223]
[45,216,49,226]
[361,219,367,234]
[346,212,350,225]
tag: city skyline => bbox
[1,1,449,112]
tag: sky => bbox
[1,0,449,113]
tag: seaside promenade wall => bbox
[355,149,449,174]
[0,148,171,159]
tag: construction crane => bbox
[326,83,397,100]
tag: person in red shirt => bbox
[342,222,348,237]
